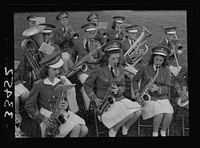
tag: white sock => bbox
[108,128,117,137]
[122,125,129,135]
[160,130,166,137]
[152,131,158,137]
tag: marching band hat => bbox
[164,26,177,34]
[56,11,69,20]
[39,50,64,68]
[152,46,171,57]
[103,40,122,52]
[87,13,99,22]
[113,16,125,23]
[27,15,38,22]
[126,25,138,33]
[81,22,97,32]
[40,23,56,33]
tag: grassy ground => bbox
[14,10,189,137]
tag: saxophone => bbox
[138,66,160,106]
[97,83,115,115]
[44,89,67,138]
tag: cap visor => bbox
[49,58,64,68]
[107,47,121,51]
[154,52,167,56]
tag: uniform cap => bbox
[103,40,122,52]
[164,26,177,34]
[40,23,56,33]
[56,11,69,20]
[113,16,125,23]
[152,46,171,57]
[126,25,138,33]
[39,50,63,68]
[27,15,38,22]
[87,13,99,22]
[81,22,97,32]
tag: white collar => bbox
[43,77,61,86]
[153,65,157,71]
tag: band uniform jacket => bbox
[25,78,67,124]
[71,37,104,75]
[121,38,133,65]
[174,66,188,90]
[132,64,171,101]
[94,29,107,45]
[83,64,126,102]
[107,28,125,42]
[54,27,74,55]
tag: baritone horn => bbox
[124,25,152,66]
[21,25,45,80]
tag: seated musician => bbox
[174,65,188,109]
[107,16,126,42]
[87,12,107,45]
[83,40,142,137]
[132,45,174,137]
[71,22,104,110]
[54,11,76,73]
[15,60,29,137]
[121,25,140,99]
[25,50,88,137]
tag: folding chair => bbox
[181,108,189,136]
[86,101,108,137]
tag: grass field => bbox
[14,10,189,137]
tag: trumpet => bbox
[124,25,152,67]
[66,26,79,39]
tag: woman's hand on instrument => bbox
[135,92,143,105]
[94,98,102,108]
[111,85,119,94]
[43,117,53,127]
[150,84,159,92]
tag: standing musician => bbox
[174,65,188,109]
[71,22,104,110]
[132,45,174,137]
[25,50,88,137]
[107,16,126,42]
[83,40,142,137]
[87,12,108,45]
[54,11,76,73]
[121,25,140,99]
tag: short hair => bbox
[39,65,49,79]
[148,54,168,67]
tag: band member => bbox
[174,65,188,109]
[121,25,140,99]
[25,50,88,137]
[84,40,142,137]
[15,61,29,138]
[71,22,104,110]
[54,11,76,74]
[107,16,126,42]
[132,46,174,137]
[26,15,39,27]
[87,12,107,45]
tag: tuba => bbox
[21,25,45,80]
[124,25,152,67]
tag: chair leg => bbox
[182,114,185,136]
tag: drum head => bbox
[22,25,45,37]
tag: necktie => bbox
[85,41,90,52]
[110,67,115,77]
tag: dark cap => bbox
[113,16,125,23]
[87,13,99,22]
[103,40,122,52]
[39,50,63,68]
[164,26,177,34]
[56,11,69,20]
[40,23,56,33]
[27,15,38,22]
[81,22,97,32]
[152,46,171,57]
[125,25,138,33]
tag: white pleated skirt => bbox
[100,98,141,129]
[142,99,174,120]
[40,108,85,138]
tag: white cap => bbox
[49,58,64,68]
